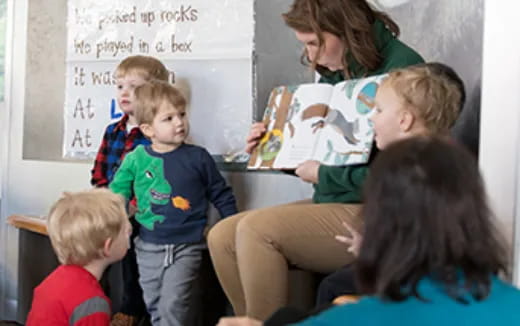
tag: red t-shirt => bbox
[26,265,111,326]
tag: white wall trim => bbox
[479,0,520,284]
[0,0,21,318]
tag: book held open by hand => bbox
[248,74,386,170]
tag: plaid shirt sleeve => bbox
[90,127,111,187]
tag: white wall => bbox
[0,0,101,316]
[0,0,16,317]
[480,0,520,283]
[0,0,94,317]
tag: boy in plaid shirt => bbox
[91,55,171,326]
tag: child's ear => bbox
[102,238,113,257]
[140,123,154,138]
[399,110,415,132]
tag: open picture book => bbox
[248,74,386,170]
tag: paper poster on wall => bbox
[63,0,253,159]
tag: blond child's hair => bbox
[47,189,127,266]
[134,80,187,125]
[115,55,170,82]
[383,64,463,133]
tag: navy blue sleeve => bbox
[200,149,238,218]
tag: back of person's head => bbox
[47,188,127,266]
[423,62,466,112]
[282,0,399,77]
[116,55,170,82]
[134,80,186,125]
[383,64,463,133]
[356,136,507,302]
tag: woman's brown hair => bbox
[282,0,399,78]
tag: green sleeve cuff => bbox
[316,164,368,195]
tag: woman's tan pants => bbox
[207,200,362,320]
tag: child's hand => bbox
[217,317,263,326]
[335,222,363,257]
[128,203,138,217]
[245,122,267,154]
[295,160,320,184]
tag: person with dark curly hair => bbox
[218,136,520,326]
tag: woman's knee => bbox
[235,212,282,245]
[234,212,258,235]
[207,220,235,251]
[207,217,238,253]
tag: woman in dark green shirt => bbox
[208,0,423,319]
